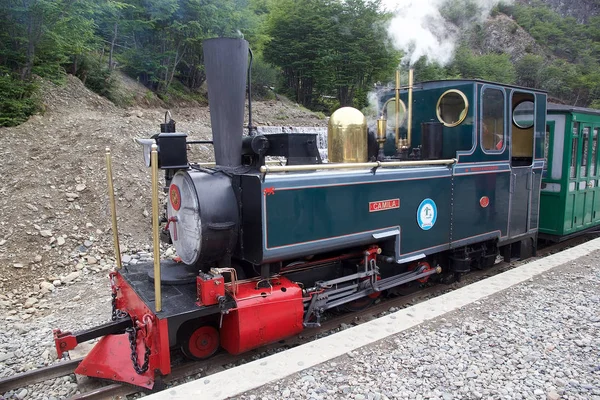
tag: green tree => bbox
[264,0,398,109]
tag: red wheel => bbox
[181,325,220,360]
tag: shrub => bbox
[0,73,40,127]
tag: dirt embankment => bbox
[0,74,326,301]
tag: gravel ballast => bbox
[235,252,600,400]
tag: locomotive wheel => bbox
[341,295,378,312]
[180,325,220,360]
[341,276,382,312]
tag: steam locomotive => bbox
[53,38,547,389]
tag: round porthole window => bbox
[436,90,469,127]
[513,100,535,129]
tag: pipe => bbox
[259,158,457,173]
[151,144,162,312]
[407,69,414,149]
[395,69,400,151]
[247,47,254,136]
[105,148,122,269]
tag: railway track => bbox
[1,234,596,399]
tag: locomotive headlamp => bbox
[134,138,155,167]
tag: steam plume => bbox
[383,0,514,66]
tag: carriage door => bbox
[576,125,595,227]
[509,93,535,237]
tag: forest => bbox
[0,0,599,126]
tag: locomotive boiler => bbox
[53,37,548,390]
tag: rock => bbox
[86,256,98,265]
[53,280,62,286]
[76,184,86,192]
[63,271,81,283]
[547,391,560,400]
[0,352,14,362]
[16,388,28,400]
[66,192,79,199]
[34,255,42,263]
[122,254,132,263]
[57,236,66,246]
[143,209,149,217]
[534,389,544,396]
[75,263,84,270]
[13,263,24,269]
[40,230,53,237]
[24,297,38,308]
[85,222,94,228]
[0,239,6,246]
[26,203,38,211]
[83,240,93,247]
[40,281,55,293]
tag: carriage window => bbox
[570,137,578,179]
[436,90,468,127]
[581,127,590,177]
[592,129,599,176]
[481,88,505,151]
[544,124,550,175]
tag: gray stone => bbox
[63,271,81,283]
[86,256,98,265]
[24,297,38,308]
[39,229,53,237]
[546,391,560,400]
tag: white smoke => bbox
[383,0,514,66]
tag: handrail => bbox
[151,144,162,312]
[105,148,122,269]
[259,158,457,174]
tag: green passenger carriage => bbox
[540,104,600,240]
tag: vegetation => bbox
[0,0,599,126]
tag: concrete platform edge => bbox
[147,237,600,400]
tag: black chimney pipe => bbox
[203,38,249,168]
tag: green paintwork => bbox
[451,172,511,241]
[540,106,600,238]
[265,176,451,256]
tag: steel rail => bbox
[0,358,82,393]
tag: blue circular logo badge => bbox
[417,198,437,231]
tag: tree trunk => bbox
[21,14,36,80]
[108,22,118,71]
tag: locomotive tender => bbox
[53,38,547,390]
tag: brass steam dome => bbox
[327,107,368,163]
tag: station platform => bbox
[147,238,600,400]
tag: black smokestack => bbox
[203,38,249,168]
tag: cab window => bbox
[481,88,505,152]
[511,95,535,167]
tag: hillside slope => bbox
[0,75,326,301]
